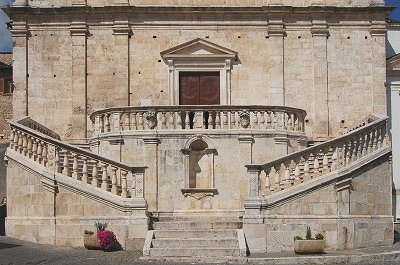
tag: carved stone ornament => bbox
[238,109,250,128]
[146,110,157,129]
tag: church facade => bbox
[3,0,394,256]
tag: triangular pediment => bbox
[387,53,400,71]
[161,38,237,60]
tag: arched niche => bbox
[181,135,218,196]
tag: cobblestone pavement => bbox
[1,236,399,265]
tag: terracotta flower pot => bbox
[294,239,325,254]
[84,233,102,250]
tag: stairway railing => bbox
[245,115,389,198]
[9,117,146,199]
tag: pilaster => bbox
[113,21,131,106]
[70,22,88,139]
[143,138,159,213]
[311,18,329,140]
[370,19,387,115]
[267,18,285,106]
[274,136,289,158]
[10,21,29,117]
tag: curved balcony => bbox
[90,105,307,137]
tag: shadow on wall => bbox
[0,203,5,236]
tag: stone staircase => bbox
[144,218,246,257]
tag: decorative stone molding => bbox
[160,38,237,105]
[10,21,29,37]
[145,110,157,130]
[238,110,251,128]
[113,21,131,35]
[69,22,88,36]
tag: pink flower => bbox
[96,230,116,250]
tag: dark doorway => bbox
[179,72,220,129]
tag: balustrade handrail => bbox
[17,117,61,140]
[250,116,388,171]
[9,117,146,173]
[244,115,389,199]
[90,105,307,134]
[90,105,307,121]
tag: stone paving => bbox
[1,236,400,265]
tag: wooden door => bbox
[179,72,220,128]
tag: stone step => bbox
[153,221,242,230]
[151,238,238,248]
[153,229,237,239]
[149,247,240,257]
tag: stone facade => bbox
[2,0,394,255]
[4,3,390,142]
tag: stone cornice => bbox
[3,6,394,19]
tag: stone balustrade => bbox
[90,105,306,135]
[246,116,389,198]
[9,117,146,199]
[17,117,61,140]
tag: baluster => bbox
[260,111,265,129]
[27,136,33,159]
[37,141,43,164]
[13,130,19,151]
[266,111,272,129]
[303,154,311,181]
[177,112,182,129]
[94,115,100,135]
[99,115,104,133]
[264,167,272,194]
[344,142,351,166]
[111,167,118,195]
[9,129,15,149]
[161,112,167,129]
[185,112,190,130]
[373,129,379,151]
[121,170,128,198]
[55,149,60,173]
[379,125,386,148]
[361,133,368,156]
[22,133,27,156]
[131,112,137,130]
[124,113,130,131]
[101,164,108,191]
[294,158,301,185]
[284,162,291,188]
[351,138,358,162]
[32,139,38,161]
[253,111,259,129]
[368,129,375,153]
[216,112,221,129]
[91,161,99,187]
[169,112,175,129]
[104,114,110,132]
[288,113,294,131]
[138,112,144,130]
[274,165,283,191]
[62,150,70,176]
[273,111,278,129]
[312,152,320,178]
[207,112,213,129]
[230,112,236,129]
[223,111,228,129]
[41,142,48,166]
[82,157,88,184]
[331,147,338,171]
[195,111,203,129]
[72,153,79,180]
[322,148,329,174]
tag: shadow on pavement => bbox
[0,204,5,236]
[0,241,22,250]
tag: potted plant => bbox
[83,222,108,250]
[294,226,325,254]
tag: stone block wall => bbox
[6,5,389,141]
[245,154,393,253]
[0,95,12,139]
[5,155,148,250]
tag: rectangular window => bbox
[0,78,13,94]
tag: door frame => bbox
[168,60,232,106]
